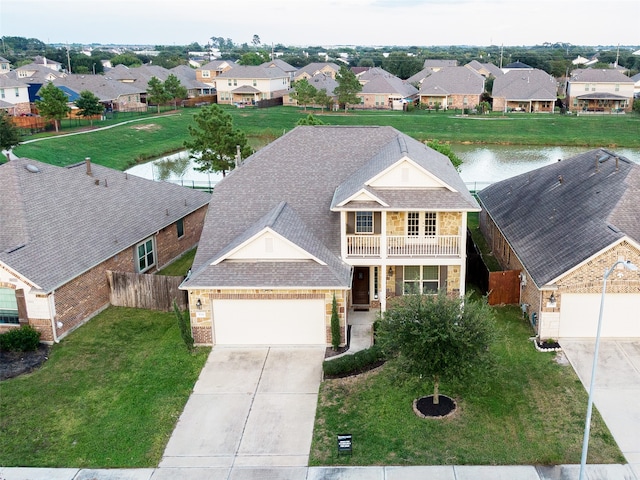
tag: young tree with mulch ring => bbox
[377,292,496,407]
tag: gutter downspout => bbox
[49,292,60,343]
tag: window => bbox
[253,79,257,86]
[403,266,439,295]
[407,212,437,236]
[355,211,373,234]
[228,79,232,86]
[15,88,19,97]
[0,89,4,99]
[201,70,210,78]
[136,237,155,272]
[615,83,620,91]
[176,218,184,238]
[0,288,19,324]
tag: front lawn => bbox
[310,305,624,466]
[0,307,210,468]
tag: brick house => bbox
[477,149,640,340]
[355,68,419,110]
[566,68,634,113]
[181,126,479,346]
[0,158,210,343]
[418,66,485,110]
[491,68,557,113]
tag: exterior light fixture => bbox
[195,298,202,309]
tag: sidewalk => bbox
[1,464,638,480]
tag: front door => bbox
[352,267,370,305]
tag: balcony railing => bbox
[346,235,460,257]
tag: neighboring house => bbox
[262,59,297,80]
[0,57,10,74]
[0,75,31,115]
[418,66,485,110]
[491,68,557,112]
[11,63,67,102]
[632,73,640,97]
[423,59,457,71]
[195,60,236,86]
[478,149,640,340]
[566,68,634,113]
[501,61,534,73]
[170,65,214,96]
[283,73,338,108]
[181,126,479,346]
[52,74,146,112]
[214,65,290,105]
[355,67,418,110]
[0,158,211,343]
[33,56,63,72]
[293,62,341,81]
[465,60,503,79]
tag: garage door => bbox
[212,299,327,345]
[560,294,640,338]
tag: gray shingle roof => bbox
[53,74,145,101]
[418,66,484,96]
[184,126,478,290]
[294,62,340,80]
[358,68,418,97]
[0,158,211,292]
[569,68,633,83]
[492,69,557,101]
[217,65,289,79]
[477,149,640,288]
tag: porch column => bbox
[340,211,347,259]
[381,211,388,312]
[459,211,468,297]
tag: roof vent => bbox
[25,164,40,173]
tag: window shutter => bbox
[15,289,28,325]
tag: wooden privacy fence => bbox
[107,271,187,311]
[488,270,521,306]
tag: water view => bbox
[126,145,640,191]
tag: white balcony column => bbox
[380,211,388,260]
[459,212,468,297]
[381,211,388,312]
[340,211,347,260]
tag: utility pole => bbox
[66,43,72,73]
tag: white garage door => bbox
[560,294,640,338]
[212,299,327,345]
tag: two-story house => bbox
[181,126,479,346]
[214,64,291,105]
[195,60,236,87]
[0,75,31,115]
[566,68,634,113]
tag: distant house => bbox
[170,65,214,96]
[284,73,338,108]
[0,75,31,115]
[52,74,146,112]
[566,68,634,113]
[0,57,10,74]
[501,61,533,73]
[355,67,418,110]
[491,69,557,113]
[632,73,640,97]
[11,63,67,102]
[195,60,236,87]
[262,59,297,80]
[293,62,341,81]
[423,59,457,71]
[0,158,211,343]
[214,65,291,105]
[478,149,640,340]
[465,60,502,79]
[33,56,63,72]
[418,66,485,110]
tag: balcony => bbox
[346,235,460,258]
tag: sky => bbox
[1,0,639,48]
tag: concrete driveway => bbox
[158,346,324,478]
[561,339,640,469]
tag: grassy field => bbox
[0,307,210,468]
[13,106,640,170]
[157,248,196,276]
[310,305,624,466]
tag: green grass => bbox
[310,305,624,466]
[13,106,640,171]
[468,212,501,272]
[157,248,196,276]
[0,307,210,468]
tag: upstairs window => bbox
[355,211,373,234]
[407,212,437,236]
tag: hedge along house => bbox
[477,149,640,340]
[0,158,211,343]
[181,126,480,347]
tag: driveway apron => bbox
[561,339,640,467]
[159,346,325,473]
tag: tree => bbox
[334,65,362,111]
[163,74,188,109]
[147,76,170,113]
[0,111,21,153]
[634,99,640,114]
[74,90,104,126]
[314,89,334,112]
[377,292,496,404]
[110,52,144,67]
[184,104,253,176]
[291,78,318,110]
[427,140,463,171]
[297,113,326,126]
[252,34,261,47]
[382,51,422,79]
[331,293,341,350]
[36,82,71,132]
[238,51,270,66]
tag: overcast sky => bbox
[2,0,639,48]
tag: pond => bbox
[126,145,640,192]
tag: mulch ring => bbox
[0,344,50,381]
[413,394,458,419]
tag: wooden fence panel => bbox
[107,271,187,311]
[488,270,521,305]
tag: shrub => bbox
[173,300,194,352]
[323,344,385,378]
[0,325,41,352]
[330,293,340,350]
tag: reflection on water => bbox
[454,145,640,187]
[125,151,224,186]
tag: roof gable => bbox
[368,157,452,189]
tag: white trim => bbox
[366,156,458,192]
[136,236,156,273]
[335,188,389,208]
